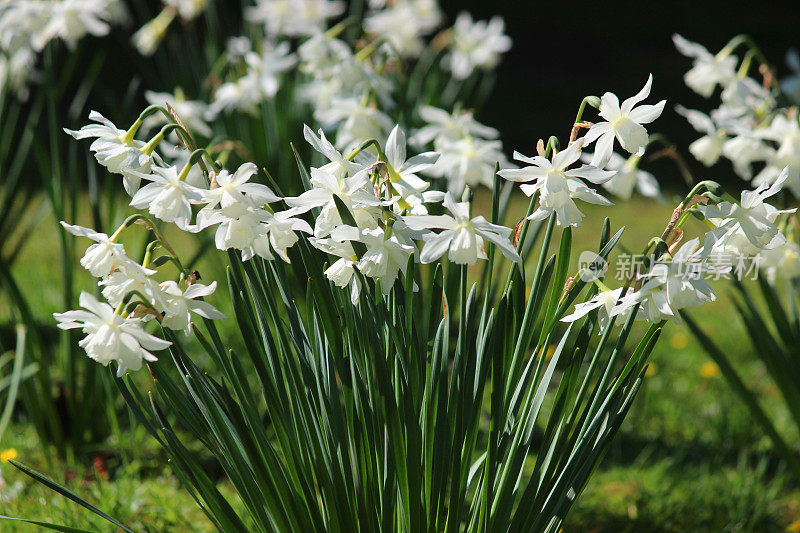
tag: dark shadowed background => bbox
[443,0,800,190]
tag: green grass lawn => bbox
[2,190,800,531]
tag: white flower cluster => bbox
[674,34,799,193]
[563,167,794,329]
[194,0,514,196]
[498,76,665,227]
[412,105,513,195]
[54,219,224,375]
[58,108,523,371]
[674,34,800,283]
[291,123,520,304]
[0,0,124,98]
[132,0,209,56]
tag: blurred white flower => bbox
[245,0,344,38]
[429,136,509,194]
[314,95,393,150]
[753,114,800,195]
[675,105,727,167]
[165,0,209,20]
[411,105,499,147]
[721,134,769,180]
[54,292,171,376]
[672,34,737,97]
[759,243,800,284]
[143,89,213,138]
[210,41,296,116]
[445,12,511,80]
[364,0,441,57]
[580,151,660,200]
[699,166,795,250]
[781,49,800,104]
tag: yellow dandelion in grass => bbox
[700,362,721,379]
[786,519,800,532]
[0,448,18,462]
[670,332,689,349]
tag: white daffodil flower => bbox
[428,136,510,194]
[759,243,800,285]
[311,237,362,304]
[445,12,511,80]
[580,151,660,200]
[498,140,614,227]
[159,281,225,335]
[252,209,313,262]
[411,105,500,147]
[638,238,724,323]
[60,221,131,278]
[210,41,296,116]
[100,259,162,310]
[54,292,171,376]
[129,165,205,231]
[143,89,213,138]
[403,193,520,265]
[202,203,312,262]
[561,287,626,332]
[672,34,738,97]
[64,111,156,194]
[753,114,800,196]
[200,162,279,213]
[583,75,666,168]
[245,0,345,38]
[675,105,727,167]
[329,225,414,294]
[303,124,366,178]
[286,167,382,237]
[699,166,796,250]
[383,125,439,200]
[206,206,264,258]
[314,95,394,150]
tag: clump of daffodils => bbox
[131,0,518,197]
[674,34,800,283]
[56,101,524,373]
[486,74,795,329]
[0,0,125,98]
